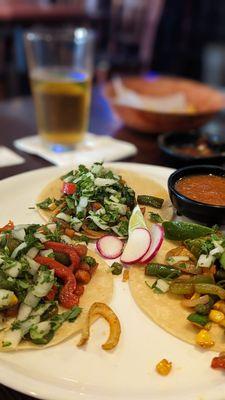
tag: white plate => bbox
[0,162,224,400]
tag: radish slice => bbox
[139,224,164,264]
[120,228,151,265]
[96,235,124,259]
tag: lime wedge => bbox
[129,205,147,234]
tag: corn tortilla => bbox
[129,240,224,352]
[36,168,173,236]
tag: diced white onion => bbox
[2,328,22,349]
[40,249,54,257]
[26,247,39,259]
[197,254,214,268]
[12,228,26,241]
[210,244,224,256]
[61,235,72,244]
[32,270,54,298]
[24,256,40,275]
[24,292,39,308]
[94,178,117,187]
[46,223,56,232]
[155,279,170,293]
[34,233,48,243]
[17,303,32,321]
[32,320,51,336]
[11,242,27,259]
[4,261,22,278]
[56,212,71,223]
[79,196,88,208]
[21,315,40,335]
[31,302,52,317]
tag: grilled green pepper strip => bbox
[183,275,214,284]
[169,282,194,295]
[195,284,225,299]
[195,297,215,315]
[149,212,163,223]
[137,195,164,209]
[145,263,181,279]
[162,221,214,241]
[185,237,209,258]
[187,312,209,327]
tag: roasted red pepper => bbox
[62,182,77,195]
[44,241,81,272]
[45,284,58,301]
[0,220,14,232]
[35,256,77,309]
[211,356,225,370]
[59,278,79,308]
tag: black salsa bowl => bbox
[168,165,225,225]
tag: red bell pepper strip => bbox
[44,241,80,272]
[45,284,58,301]
[59,279,79,309]
[0,220,14,232]
[35,256,77,309]
[62,182,77,195]
[211,356,225,370]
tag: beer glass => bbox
[24,28,94,150]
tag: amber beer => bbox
[31,68,91,146]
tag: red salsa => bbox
[175,174,225,206]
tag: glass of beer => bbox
[24,28,94,150]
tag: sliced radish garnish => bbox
[96,235,124,259]
[139,224,164,264]
[120,228,151,265]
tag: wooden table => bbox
[0,86,173,400]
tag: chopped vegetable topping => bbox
[37,163,136,237]
[0,222,99,348]
[137,195,164,209]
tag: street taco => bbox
[0,221,113,351]
[36,162,173,239]
[129,221,225,352]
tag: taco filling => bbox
[129,221,225,352]
[0,221,113,350]
[36,162,173,239]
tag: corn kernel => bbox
[11,294,18,306]
[196,329,215,348]
[219,319,225,328]
[213,301,225,314]
[213,301,224,310]
[156,359,172,376]
[209,310,225,323]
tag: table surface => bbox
[0,86,174,400]
[0,3,106,22]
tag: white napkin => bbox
[113,77,189,113]
[0,146,25,168]
[14,133,137,166]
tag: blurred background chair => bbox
[1,0,225,99]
